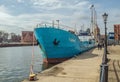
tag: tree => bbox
[10,33,21,42]
[2,32,9,42]
[0,31,8,43]
[0,31,3,42]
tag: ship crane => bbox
[90,5,100,42]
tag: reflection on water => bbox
[0,46,43,82]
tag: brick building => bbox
[114,24,120,43]
[21,31,36,44]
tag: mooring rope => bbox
[30,32,35,74]
[28,31,37,81]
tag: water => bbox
[0,46,43,82]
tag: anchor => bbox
[53,38,60,45]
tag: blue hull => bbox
[34,27,95,63]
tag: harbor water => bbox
[0,46,43,82]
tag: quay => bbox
[0,43,37,47]
[22,45,120,82]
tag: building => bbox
[114,24,120,44]
[21,31,36,44]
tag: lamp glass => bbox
[102,13,108,22]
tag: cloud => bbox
[1,0,120,34]
[0,5,14,24]
[17,0,24,3]
[31,0,89,11]
[31,0,60,10]
[30,0,90,26]
[0,0,92,34]
[0,5,8,13]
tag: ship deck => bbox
[22,45,120,82]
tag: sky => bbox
[0,0,120,35]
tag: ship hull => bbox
[43,58,70,64]
[34,27,94,64]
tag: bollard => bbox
[29,73,37,81]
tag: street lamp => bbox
[102,13,108,64]
[99,13,109,82]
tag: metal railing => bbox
[100,64,108,82]
[99,48,108,82]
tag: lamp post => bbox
[102,13,108,64]
[100,13,108,82]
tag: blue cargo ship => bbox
[34,26,95,64]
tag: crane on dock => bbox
[90,5,100,43]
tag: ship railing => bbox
[36,22,76,32]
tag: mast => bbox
[90,5,94,35]
[90,5,100,42]
[56,20,60,28]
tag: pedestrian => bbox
[102,42,104,48]
[97,43,100,50]
[99,43,102,50]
